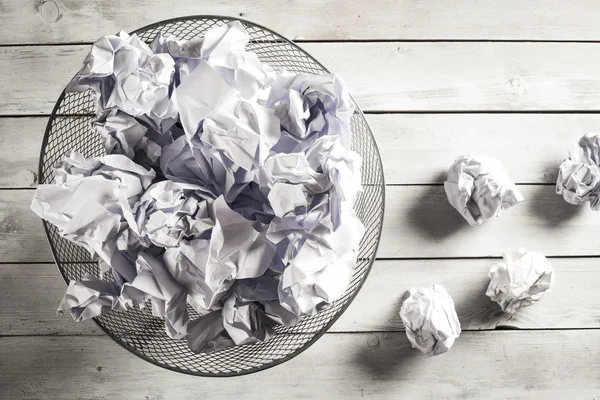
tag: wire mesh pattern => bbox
[38,16,385,376]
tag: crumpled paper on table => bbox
[35,21,365,352]
[399,284,461,356]
[557,133,600,210]
[444,154,524,226]
[486,248,554,314]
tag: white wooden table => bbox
[2,1,600,399]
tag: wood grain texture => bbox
[335,258,600,331]
[3,258,600,336]
[380,185,600,258]
[0,46,85,116]
[7,185,600,262]
[0,190,52,263]
[309,42,600,111]
[0,264,100,336]
[0,118,45,188]
[369,113,600,185]
[6,1,600,44]
[7,114,597,188]
[6,1,600,396]
[8,43,600,114]
[1,333,599,399]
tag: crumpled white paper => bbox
[557,133,600,210]
[399,285,461,356]
[152,21,274,100]
[185,276,289,352]
[444,154,524,226]
[125,252,189,339]
[264,73,354,152]
[486,248,554,314]
[197,196,278,311]
[187,310,235,353]
[57,275,134,321]
[35,21,364,352]
[67,31,178,134]
[31,152,155,282]
[222,293,275,346]
[126,180,215,248]
[200,21,275,100]
[58,251,189,339]
[92,109,165,168]
[163,238,213,313]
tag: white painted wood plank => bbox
[307,42,600,111]
[8,43,600,114]
[3,258,599,336]
[7,114,597,188]
[6,1,600,44]
[0,264,101,336]
[0,191,52,262]
[0,118,45,188]
[334,258,600,331]
[1,333,599,399]
[369,113,600,185]
[380,185,600,258]
[0,46,85,116]
[6,185,600,262]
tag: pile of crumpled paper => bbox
[31,21,364,353]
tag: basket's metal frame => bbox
[38,15,385,377]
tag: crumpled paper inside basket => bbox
[33,21,366,352]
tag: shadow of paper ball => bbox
[352,332,420,380]
[407,172,470,241]
[526,184,584,227]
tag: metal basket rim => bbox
[38,14,386,377]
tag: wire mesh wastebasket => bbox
[38,16,385,376]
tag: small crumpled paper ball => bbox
[486,248,554,314]
[444,154,524,226]
[399,285,461,356]
[557,133,600,210]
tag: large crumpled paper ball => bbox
[444,154,524,226]
[399,284,461,356]
[486,248,554,314]
[557,133,600,210]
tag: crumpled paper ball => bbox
[486,248,554,314]
[127,180,215,248]
[444,154,524,226]
[67,31,178,133]
[557,133,600,210]
[399,284,461,356]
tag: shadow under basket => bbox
[38,15,385,377]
